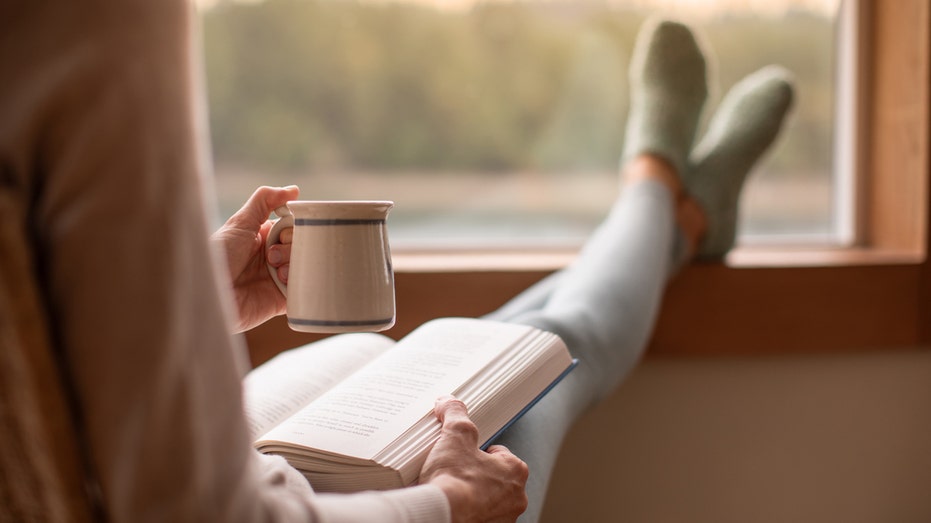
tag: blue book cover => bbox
[481,358,579,450]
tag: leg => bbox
[496,158,693,523]
[482,271,562,323]
[488,20,795,522]
[509,157,696,404]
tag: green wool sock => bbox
[622,18,709,177]
[686,65,795,259]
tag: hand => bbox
[210,185,299,333]
[420,396,529,523]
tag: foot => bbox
[621,18,709,177]
[686,65,795,259]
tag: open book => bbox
[244,317,576,493]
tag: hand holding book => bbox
[419,396,529,523]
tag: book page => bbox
[244,333,394,440]
[257,318,537,459]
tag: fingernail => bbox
[268,249,282,264]
[280,266,288,282]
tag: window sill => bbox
[385,245,928,358]
[246,244,929,368]
[391,244,925,273]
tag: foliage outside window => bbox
[201,0,839,248]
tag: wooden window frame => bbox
[247,0,930,365]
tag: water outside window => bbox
[199,0,840,249]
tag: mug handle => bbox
[266,205,292,297]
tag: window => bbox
[200,0,842,249]
[216,0,929,362]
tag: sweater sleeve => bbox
[254,453,450,523]
[0,1,450,521]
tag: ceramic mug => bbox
[266,200,396,333]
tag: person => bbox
[0,0,792,521]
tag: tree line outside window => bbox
[202,0,837,246]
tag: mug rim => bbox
[285,200,393,219]
[286,200,394,205]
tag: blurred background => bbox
[198,0,840,248]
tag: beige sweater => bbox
[0,1,449,521]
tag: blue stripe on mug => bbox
[294,218,386,226]
[288,317,395,328]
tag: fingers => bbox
[484,444,511,456]
[278,227,293,244]
[275,265,289,285]
[424,396,530,522]
[229,185,300,230]
[433,394,464,422]
[434,395,480,449]
[489,446,530,486]
[267,242,291,267]
[262,188,296,271]
[433,398,528,479]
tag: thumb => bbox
[434,395,479,448]
[229,185,300,230]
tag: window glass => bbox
[199,0,840,248]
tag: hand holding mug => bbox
[212,185,300,333]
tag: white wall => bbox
[541,348,931,523]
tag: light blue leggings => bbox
[485,179,678,522]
